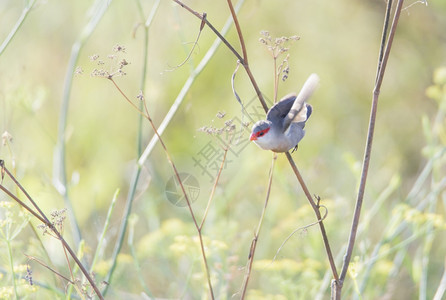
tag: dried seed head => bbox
[89,54,99,61]
[282,64,290,81]
[113,44,126,53]
[216,111,226,119]
[259,32,300,59]
[91,68,108,78]
[25,265,33,286]
[2,131,13,146]
[136,91,144,101]
[224,119,233,127]
[75,67,84,75]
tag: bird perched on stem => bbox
[250,73,319,152]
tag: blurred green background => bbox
[1,0,446,299]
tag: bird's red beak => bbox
[249,133,257,141]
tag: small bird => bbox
[250,73,319,152]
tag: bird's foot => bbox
[291,145,298,153]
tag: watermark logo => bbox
[165,172,200,207]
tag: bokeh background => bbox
[1,0,446,299]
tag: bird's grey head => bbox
[252,120,270,132]
[250,120,271,139]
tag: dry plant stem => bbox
[226,0,247,62]
[200,148,229,230]
[273,57,279,102]
[141,101,215,300]
[25,254,74,284]
[169,18,204,70]
[273,205,328,262]
[339,0,404,287]
[109,79,199,226]
[376,0,393,84]
[2,165,50,225]
[0,163,104,300]
[108,79,215,299]
[172,0,269,112]
[30,252,86,300]
[197,234,215,300]
[285,152,339,281]
[240,153,276,299]
[61,241,75,282]
[0,184,46,224]
[140,91,216,300]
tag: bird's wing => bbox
[266,94,296,125]
[281,73,319,133]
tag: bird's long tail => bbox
[295,73,320,104]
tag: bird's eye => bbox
[256,127,270,138]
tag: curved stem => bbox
[172,0,243,62]
[225,0,268,111]
[285,152,339,281]
[171,0,269,112]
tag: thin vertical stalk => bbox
[240,153,276,299]
[273,57,279,103]
[226,0,248,62]
[339,0,405,290]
